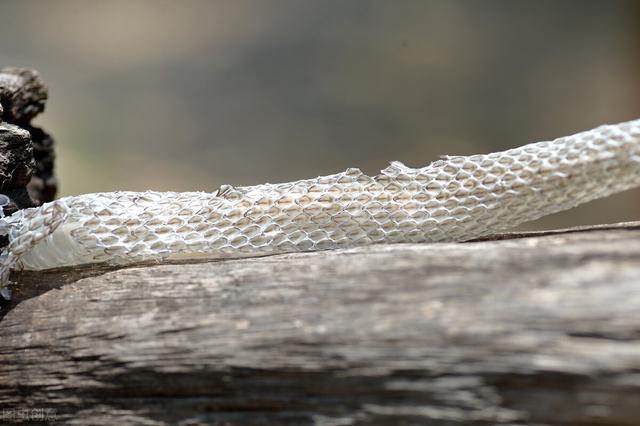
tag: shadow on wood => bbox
[1,223,640,425]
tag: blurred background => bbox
[1,0,639,230]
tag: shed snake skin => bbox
[1,118,640,285]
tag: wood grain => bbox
[1,223,640,425]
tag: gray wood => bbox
[1,222,640,425]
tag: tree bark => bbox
[0,67,56,209]
[1,222,640,425]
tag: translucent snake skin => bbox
[1,119,640,284]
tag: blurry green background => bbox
[1,0,639,230]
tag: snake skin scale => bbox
[1,118,640,283]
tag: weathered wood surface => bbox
[1,222,640,425]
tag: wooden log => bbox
[1,222,640,425]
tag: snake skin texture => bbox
[1,119,640,283]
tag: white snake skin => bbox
[2,119,640,283]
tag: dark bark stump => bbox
[0,67,56,208]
